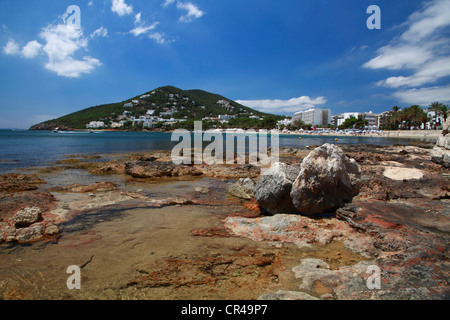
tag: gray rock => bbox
[15,224,45,244]
[12,206,42,227]
[290,144,361,215]
[226,178,255,199]
[253,162,300,214]
[44,224,60,236]
[124,161,202,178]
[431,118,450,167]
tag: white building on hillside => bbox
[277,118,293,127]
[218,114,236,121]
[87,121,105,129]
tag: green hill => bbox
[29,86,282,130]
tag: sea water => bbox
[0,129,434,173]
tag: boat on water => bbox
[53,128,59,133]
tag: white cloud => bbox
[129,12,159,37]
[176,2,204,22]
[162,0,176,7]
[2,39,20,55]
[135,12,142,24]
[236,96,327,113]
[88,0,94,6]
[111,0,133,17]
[364,45,434,71]
[130,24,158,37]
[400,0,450,44]
[377,57,450,88]
[21,40,43,58]
[393,85,450,105]
[149,31,172,44]
[363,0,450,104]
[39,23,101,78]
[90,26,108,39]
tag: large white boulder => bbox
[290,144,361,216]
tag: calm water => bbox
[0,129,434,173]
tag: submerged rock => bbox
[226,178,255,200]
[290,144,361,215]
[49,181,117,193]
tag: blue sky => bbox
[1,0,449,128]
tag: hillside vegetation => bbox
[30,86,280,130]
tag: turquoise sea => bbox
[0,129,435,173]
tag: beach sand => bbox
[282,130,442,140]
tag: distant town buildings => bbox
[90,91,447,131]
[332,111,377,129]
[217,100,234,111]
[218,114,237,121]
[86,121,105,129]
[293,108,332,126]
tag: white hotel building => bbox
[292,108,332,126]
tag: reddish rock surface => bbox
[253,144,450,300]
[0,174,46,192]
[0,188,60,244]
[49,181,117,193]
[126,247,281,296]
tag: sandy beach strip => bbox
[280,130,441,139]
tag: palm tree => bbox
[390,106,402,129]
[430,102,449,128]
[399,105,428,129]
[430,102,441,129]
[437,104,449,124]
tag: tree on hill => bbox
[29,86,278,130]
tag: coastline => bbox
[285,130,442,139]
[49,128,442,140]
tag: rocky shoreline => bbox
[0,129,449,299]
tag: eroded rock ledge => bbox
[223,144,449,300]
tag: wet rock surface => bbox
[222,143,449,299]
[0,179,59,244]
[126,246,279,291]
[0,174,46,192]
[226,178,255,200]
[1,143,449,300]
